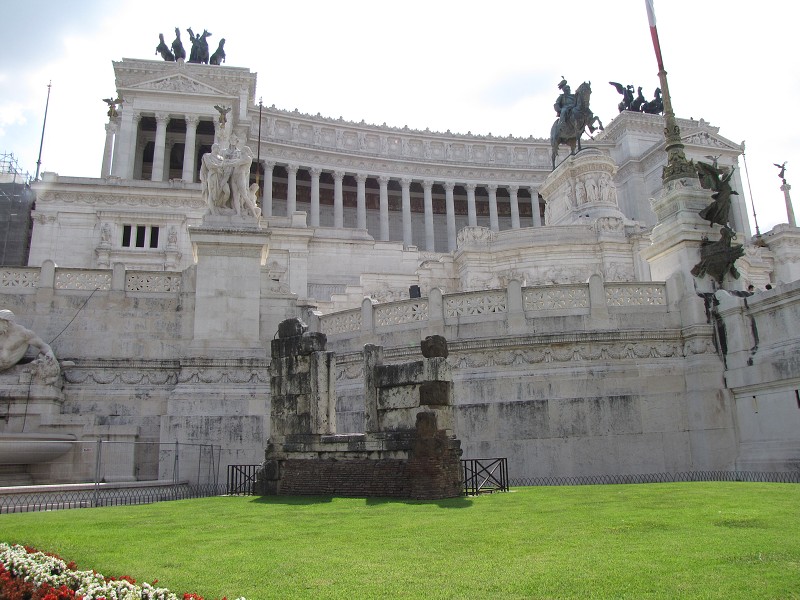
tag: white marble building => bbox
[2,57,798,485]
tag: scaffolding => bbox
[0,152,32,185]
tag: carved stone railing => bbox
[605,283,666,307]
[0,268,40,291]
[523,285,589,311]
[375,299,429,327]
[55,269,112,291]
[126,272,182,293]
[444,290,507,319]
[320,309,362,336]
[0,262,182,297]
[317,278,671,340]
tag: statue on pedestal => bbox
[200,137,261,219]
[549,78,603,169]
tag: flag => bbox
[645,0,665,71]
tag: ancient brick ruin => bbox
[256,319,463,499]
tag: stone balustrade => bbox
[0,263,181,295]
[317,277,669,338]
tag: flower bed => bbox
[0,543,244,600]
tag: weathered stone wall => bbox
[261,327,462,498]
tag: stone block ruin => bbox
[256,318,463,499]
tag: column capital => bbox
[377,175,390,186]
[105,121,119,134]
[422,179,434,191]
[333,170,345,181]
[400,177,412,188]
[155,112,170,125]
[185,114,200,127]
[264,160,276,169]
[487,184,498,193]
[466,183,477,193]
[130,110,142,124]
[310,167,322,177]
[356,173,368,184]
[508,185,519,194]
[287,163,299,175]
[444,181,455,193]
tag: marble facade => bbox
[1,57,798,486]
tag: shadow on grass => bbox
[248,495,474,508]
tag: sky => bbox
[1,0,798,233]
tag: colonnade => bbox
[102,114,545,253]
[259,162,544,252]
[106,112,210,182]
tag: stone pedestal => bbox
[188,217,269,357]
[540,148,625,226]
[639,178,728,291]
[763,224,800,285]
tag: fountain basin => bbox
[0,433,76,465]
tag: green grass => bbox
[1,483,799,599]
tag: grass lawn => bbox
[1,483,798,599]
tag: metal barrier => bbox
[227,464,261,495]
[511,471,800,487]
[462,458,509,495]
[0,483,226,514]
[0,439,221,488]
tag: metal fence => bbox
[227,464,261,495]
[1,439,221,487]
[0,483,226,513]
[462,458,509,495]
[511,471,800,487]
[0,440,223,513]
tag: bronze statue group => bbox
[156,28,225,65]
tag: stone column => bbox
[509,185,520,229]
[287,163,298,216]
[401,178,412,247]
[101,120,118,178]
[182,115,199,182]
[378,176,390,241]
[466,183,477,227]
[114,110,140,179]
[445,182,456,252]
[423,180,435,251]
[263,161,275,217]
[333,170,344,228]
[356,173,367,230]
[488,184,499,232]
[151,112,170,182]
[310,167,321,227]
[529,186,542,226]
[782,183,796,227]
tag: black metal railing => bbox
[0,483,226,514]
[511,470,800,487]
[226,464,261,495]
[462,458,509,495]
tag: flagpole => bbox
[34,81,52,182]
[645,0,694,184]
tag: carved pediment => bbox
[682,130,741,152]
[127,74,229,97]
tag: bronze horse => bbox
[550,81,603,169]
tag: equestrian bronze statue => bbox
[550,79,604,169]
